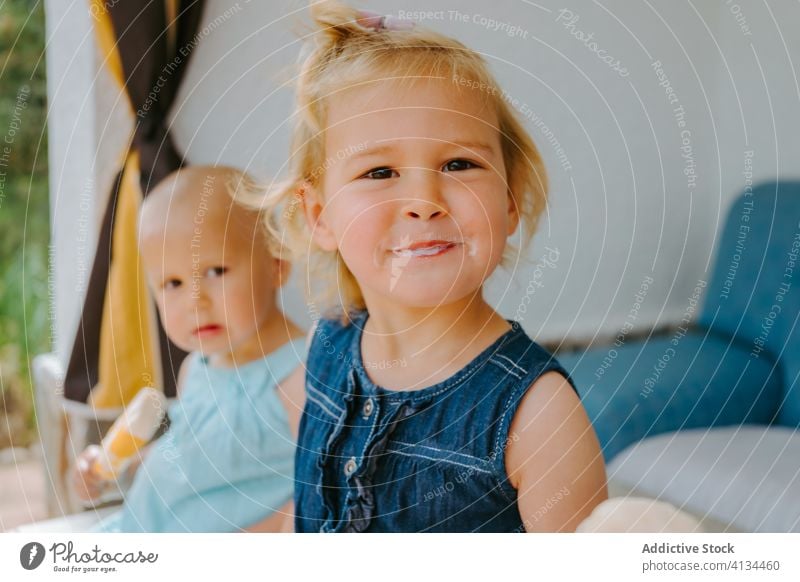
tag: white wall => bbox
[49,0,800,353]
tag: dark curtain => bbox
[64,0,206,403]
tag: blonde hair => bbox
[263,0,548,320]
[144,165,279,252]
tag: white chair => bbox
[32,353,125,517]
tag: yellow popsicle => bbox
[106,427,148,460]
[91,387,166,480]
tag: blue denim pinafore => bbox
[294,311,577,532]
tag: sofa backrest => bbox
[699,182,800,426]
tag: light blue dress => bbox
[92,337,305,532]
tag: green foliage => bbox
[0,0,49,446]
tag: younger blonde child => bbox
[73,166,305,532]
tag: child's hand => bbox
[70,445,109,502]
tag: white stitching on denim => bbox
[306,393,340,420]
[494,353,527,375]
[399,355,491,403]
[307,382,344,414]
[489,357,524,380]
[392,441,493,469]
[371,326,520,403]
[384,448,493,474]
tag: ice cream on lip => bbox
[387,233,476,258]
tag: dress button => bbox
[344,457,358,476]
[362,398,374,418]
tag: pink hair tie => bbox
[356,10,415,32]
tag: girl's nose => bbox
[404,202,445,220]
[402,172,448,220]
[192,287,212,309]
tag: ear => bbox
[300,181,338,251]
[506,188,521,236]
[268,256,290,289]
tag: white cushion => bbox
[608,426,800,532]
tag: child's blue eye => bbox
[206,266,227,278]
[361,167,397,180]
[443,159,477,172]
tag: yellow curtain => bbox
[90,154,160,409]
[90,0,125,88]
[87,0,161,408]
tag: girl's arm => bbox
[275,365,306,440]
[505,372,608,532]
[275,322,315,439]
[255,328,313,532]
[248,326,315,533]
[244,341,306,533]
[242,365,304,533]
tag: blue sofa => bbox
[560,181,799,461]
[558,181,799,531]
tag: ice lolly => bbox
[92,387,167,480]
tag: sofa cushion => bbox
[698,182,800,425]
[608,426,800,532]
[559,331,782,461]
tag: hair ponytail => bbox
[309,1,369,48]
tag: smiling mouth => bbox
[391,240,460,258]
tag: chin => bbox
[384,283,479,309]
[173,338,198,353]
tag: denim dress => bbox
[294,311,577,532]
